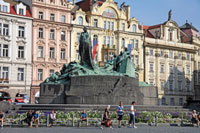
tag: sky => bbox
[76,0,200,31]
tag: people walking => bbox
[101,105,113,129]
[78,110,88,127]
[116,101,124,128]
[0,111,5,129]
[49,110,56,127]
[26,110,33,128]
[191,110,199,127]
[128,101,137,128]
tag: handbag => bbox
[106,119,112,127]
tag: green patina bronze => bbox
[44,27,135,84]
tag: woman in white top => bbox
[49,110,56,127]
[128,101,137,128]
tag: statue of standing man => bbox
[79,26,95,69]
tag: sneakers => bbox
[128,126,132,128]
[1,125,3,129]
[110,127,113,129]
[133,126,137,129]
[100,127,103,130]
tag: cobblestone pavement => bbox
[1,126,200,133]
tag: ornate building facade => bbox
[31,0,72,103]
[0,0,32,99]
[143,13,198,106]
[71,0,144,81]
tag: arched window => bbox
[78,16,83,25]
[121,38,125,47]
[132,24,136,32]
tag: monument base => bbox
[39,76,158,105]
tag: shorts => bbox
[118,115,123,121]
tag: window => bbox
[177,66,183,75]
[135,55,139,65]
[160,81,165,90]
[121,38,125,47]
[170,97,175,106]
[50,13,55,21]
[160,64,164,73]
[186,80,191,91]
[149,80,154,85]
[78,16,83,25]
[104,52,107,62]
[38,46,43,58]
[38,12,43,19]
[186,54,190,60]
[103,36,106,45]
[132,24,136,32]
[122,23,125,31]
[38,69,43,81]
[149,63,154,72]
[178,81,182,91]
[135,40,138,49]
[49,47,55,59]
[169,32,173,41]
[61,48,65,59]
[17,68,24,81]
[179,98,183,106]
[19,8,24,15]
[3,44,8,57]
[149,49,154,56]
[76,33,80,43]
[18,46,24,58]
[3,24,9,36]
[111,22,114,30]
[2,67,8,79]
[178,52,182,59]
[0,23,2,35]
[169,81,173,91]
[107,36,110,45]
[76,50,79,61]
[50,29,55,40]
[186,67,190,75]
[49,69,54,76]
[39,28,43,38]
[130,40,134,48]
[109,52,114,60]
[61,15,66,23]
[107,21,110,30]
[160,50,164,57]
[161,97,166,105]
[94,19,98,27]
[169,51,174,58]
[169,65,174,74]
[18,26,25,38]
[3,5,7,12]
[61,31,65,41]
[104,21,106,29]
[111,37,114,45]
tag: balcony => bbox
[0,78,9,84]
[102,44,116,49]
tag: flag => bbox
[128,44,133,54]
[92,39,98,60]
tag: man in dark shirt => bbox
[78,110,88,127]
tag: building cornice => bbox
[0,12,33,20]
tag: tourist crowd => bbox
[0,101,199,129]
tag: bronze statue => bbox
[79,26,95,69]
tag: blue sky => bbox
[76,0,200,31]
[116,0,200,31]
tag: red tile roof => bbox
[77,0,105,12]
[1,5,31,17]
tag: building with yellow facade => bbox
[143,11,200,106]
[71,0,144,81]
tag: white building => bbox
[0,0,32,100]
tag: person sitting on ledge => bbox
[78,110,88,127]
[191,110,199,127]
[49,110,56,127]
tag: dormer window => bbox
[19,8,24,15]
[3,5,7,12]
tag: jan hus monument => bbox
[39,27,157,105]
